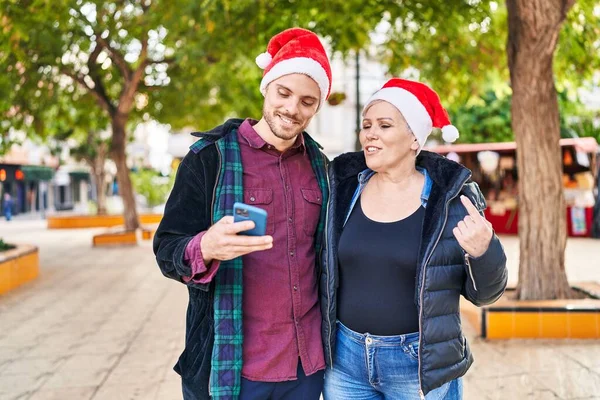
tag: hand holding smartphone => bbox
[233,202,268,236]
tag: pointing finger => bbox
[460,195,481,219]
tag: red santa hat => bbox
[363,78,459,152]
[255,28,332,110]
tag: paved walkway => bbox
[1,219,600,400]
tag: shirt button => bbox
[288,217,293,223]
[293,285,298,291]
[366,337,373,345]
[250,197,255,202]
[290,251,294,256]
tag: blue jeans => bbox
[324,321,462,400]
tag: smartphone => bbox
[233,202,268,236]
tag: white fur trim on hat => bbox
[260,57,330,110]
[363,87,433,153]
[442,125,459,143]
[255,52,272,69]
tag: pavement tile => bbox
[490,340,586,373]
[0,374,49,399]
[531,367,600,399]
[117,350,174,369]
[103,364,167,385]
[556,341,600,369]
[92,383,160,400]
[28,386,97,400]
[0,345,34,361]
[25,341,82,358]
[41,367,111,389]
[58,354,120,371]
[74,340,130,356]
[1,356,67,376]
[464,341,526,378]
[464,373,562,399]
[154,378,182,400]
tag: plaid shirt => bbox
[190,128,328,399]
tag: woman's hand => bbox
[452,195,493,258]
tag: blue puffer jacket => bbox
[320,150,508,396]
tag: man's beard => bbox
[263,106,308,141]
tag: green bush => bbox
[0,238,16,252]
[448,90,600,144]
[130,169,174,208]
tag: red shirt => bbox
[184,119,325,381]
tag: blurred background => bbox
[1,1,599,399]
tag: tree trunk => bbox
[86,141,109,216]
[94,170,107,215]
[93,142,108,216]
[111,115,139,231]
[507,0,575,300]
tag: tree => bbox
[67,133,111,215]
[507,0,575,299]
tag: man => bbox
[154,28,331,400]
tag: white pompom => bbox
[255,52,272,69]
[442,125,459,143]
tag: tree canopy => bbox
[7,0,597,139]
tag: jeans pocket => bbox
[406,340,419,361]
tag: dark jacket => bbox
[153,120,241,398]
[320,150,508,395]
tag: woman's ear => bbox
[410,137,420,151]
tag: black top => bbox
[337,198,425,335]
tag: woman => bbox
[320,78,508,399]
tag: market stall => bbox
[426,137,599,237]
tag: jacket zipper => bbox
[465,253,477,291]
[417,175,469,399]
[322,155,334,368]
[208,144,222,397]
